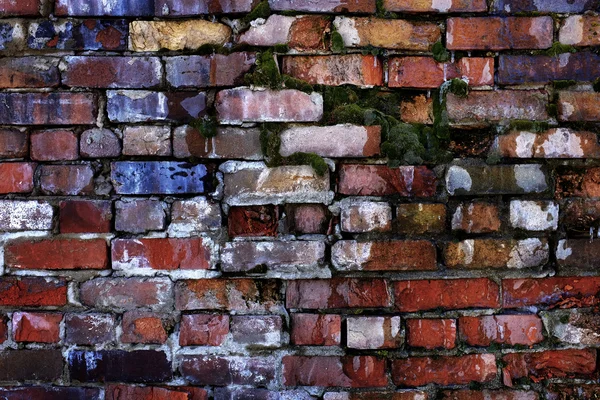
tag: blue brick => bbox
[55,0,154,16]
[111,162,213,194]
[494,0,599,13]
[28,20,127,51]
[107,91,206,123]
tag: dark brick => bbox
[180,355,275,386]
[0,387,101,400]
[165,53,255,88]
[0,277,67,306]
[0,57,59,88]
[28,19,128,51]
[68,350,171,383]
[0,129,28,158]
[228,206,279,237]
[0,350,62,381]
[173,126,262,160]
[115,199,165,233]
[80,128,121,158]
[65,313,115,345]
[0,93,97,125]
[40,164,94,195]
[60,200,112,233]
[446,164,549,195]
[62,56,161,88]
[0,315,6,344]
[107,90,206,123]
[111,161,212,195]
[562,199,600,235]
[287,204,330,234]
[55,0,154,16]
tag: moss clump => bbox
[282,75,314,93]
[449,78,468,97]
[432,41,450,63]
[244,50,281,88]
[327,103,366,125]
[547,103,558,118]
[552,80,577,89]
[508,120,549,132]
[189,115,218,138]
[543,41,577,56]
[593,77,600,92]
[242,0,271,25]
[287,152,328,175]
[381,123,426,165]
[331,31,345,53]
[361,45,382,56]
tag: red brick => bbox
[80,277,173,312]
[406,319,456,349]
[384,0,486,12]
[287,204,330,234]
[441,390,539,400]
[0,162,34,194]
[447,17,553,50]
[30,129,78,161]
[562,199,600,234]
[0,0,39,15]
[106,385,207,400]
[0,57,59,88]
[443,238,549,269]
[459,315,544,346]
[115,199,166,233]
[503,277,600,308]
[0,129,28,158]
[65,313,115,345]
[179,314,229,346]
[5,238,108,270]
[165,53,255,88]
[291,314,341,346]
[62,56,161,88]
[59,200,112,233]
[271,0,375,12]
[216,88,323,123]
[176,279,281,312]
[389,57,493,88]
[121,311,168,344]
[0,277,67,307]
[503,349,597,384]
[558,91,600,122]
[395,278,500,312]
[332,240,437,271]
[12,312,62,343]
[287,278,391,309]
[497,128,600,159]
[283,55,383,87]
[289,16,330,50]
[0,93,97,125]
[451,202,501,233]
[112,238,212,271]
[392,354,497,386]
[228,206,279,237]
[338,165,437,197]
[40,164,94,195]
[283,356,388,387]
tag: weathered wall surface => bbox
[1,0,600,398]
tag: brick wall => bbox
[1,0,600,398]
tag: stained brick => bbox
[544,311,600,345]
[283,55,383,87]
[107,91,206,123]
[502,277,600,308]
[0,93,97,125]
[441,390,538,400]
[270,0,376,12]
[443,238,549,269]
[179,314,229,346]
[287,278,391,309]
[169,197,222,236]
[115,199,166,233]
[340,201,391,232]
[156,0,258,15]
[239,15,295,46]
[561,199,600,235]
[291,314,341,346]
[547,386,600,400]
[0,316,6,344]
[0,387,101,400]
[0,162,35,194]
[496,0,597,13]
[555,167,600,198]
[28,19,128,51]
[287,204,330,234]
[499,53,600,85]
[62,56,162,88]
[12,312,62,343]
[459,315,544,346]
[283,356,388,387]
[106,385,206,400]
[55,0,154,16]
[180,356,275,386]
[347,316,402,349]
[0,128,28,158]
[5,238,108,270]
[389,57,494,88]
[289,15,331,50]
[0,350,63,382]
[560,15,600,47]
[40,164,95,195]
[31,129,79,161]
[557,239,600,270]
[80,277,173,312]
[0,57,59,88]
[558,91,600,121]
[60,200,112,234]
[65,313,115,345]
[0,0,39,15]
[451,202,500,233]
[129,20,231,51]
[173,126,262,160]
[400,95,433,124]
[332,240,436,271]
[0,20,26,53]
[395,203,446,234]
[406,319,456,349]
[231,315,282,347]
[445,164,549,195]
[495,128,600,158]
[324,393,428,400]
[503,349,596,384]
[338,165,437,197]
[228,205,279,237]
[166,53,255,88]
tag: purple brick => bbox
[0,128,28,158]
[179,356,276,386]
[28,20,128,50]
[40,164,94,195]
[65,313,115,345]
[115,198,165,233]
[494,0,599,13]
[165,53,255,88]
[62,56,162,88]
[156,0,258,15]
[0,93,97,125]
[0,350,62,381]
[55,0,154,16]
[107,90,206,123]
[80,128,121,158]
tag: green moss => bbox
[552,80,577,89]
[547,103,558,118]
[361,45,382,56]
[273,44,289,53]
[381,123,426,166]
[543,41,577,56]
[322,86,359,112]
[559,314,571,324]
[432,41,450,63]
[375,0,398,18]
[282,75,314,93]
[508,120,549,132]
[244,50,281,88]
[287,152,328,176]
[449,78,468,97]
[327,103,366,125]
[593,78,600,92]
[189,115,218,138]
[331,31,345,53]
[486,152,502,165]
[242,0,271,25]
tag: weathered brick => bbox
[12,312,62,343]
[0,200,53,231]
[447,91,549,124]
[228,205,279,237]
[289,15,330,50]
[215,388,311,400]
[496,0,597,13]
[111,161,212,195]
[0,277,67,306]
[221,241,327,277]
[5,238,108,270]
[283,356,388,387]
[31,129,78,161]
[28,19,128,51]
[340,200,391,232]
[107,90,206,123]
[113,238,213,271]
[495,128,600,159]
[339,165,437,197]
[291,314,341,346]
[347,316,402,349]
[395,278,500,312]
[129,20,231,51]
[176,279,282,312]
[287,278,391,309]
[510,200,558,231]
[0,350,63,382]
[115,198,165,233]
[239,15,295,46]
[547,385,600,400]
[561,199,600,235]
[279,125,380,158]
[557,239,600,270]
[560,15,600,47]
[231,315,282,347]
[503,349,596,384]
[406,319,456,349]
[0,0,39,15]
[222,162,330,205]
[459,315,543,346]
[157,0,257,15]
[169,197,222,236]
[216,88,323,124]
[0,92,97,125]
[40,164,94,195]
[389,57,493,88]
[334,17,440,50]
[451,202,500,233]
[502,277,600,308]
[499,53,600,85]
[121,310,168,344]
[0,162,34,194]
[543,311,600,345]
[69,350,172,383]
[385,0,486,12]
[0,128,27,158]
[287,204,330,234]
[80,277,173,312]
[55,0,153,16]
[106,385,206,400]
[173,126,263,160]
[60,200,112,233]
[441,390,538,400]
[400,94,433,124]
[166,53,255,88]
[447,17,553,50]
[283,55,383,87]
[555,167,600,198]
[122,126,171,156]
[180,355,275,386]
[80,128,121,158]
[0,387,101,400]
[324,392,428,400]
[444,238,549,269]
[558,91,600,121]
[332,240,437,271]
[62,56,161,88]
[0,57,59,88]
[395,203,446,234]
[270,0,376,12]
[446,164,549,195]
[65,313,115,345]
[179,314,229,346]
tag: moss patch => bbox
[432,41,450,63]
[242,0,271,25]
[189,115,218,138]
[330,31,345,53]
[542,41,577,56]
